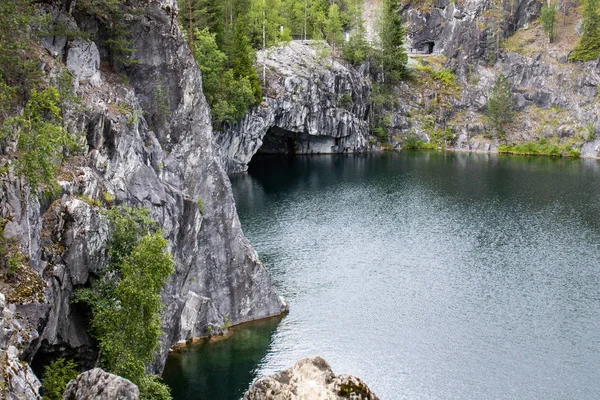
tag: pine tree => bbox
[540,2,557,43]
[569,0,600,61]
[326,4,343,53]
[342,16,369,65]
[378,0,408,83]
[230,20,262,102]
[486,74,515,141]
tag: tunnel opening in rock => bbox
[423,41,435,54]
[257,126,337,155]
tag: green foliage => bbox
[148,81,171,132]
[139,375,172,400]
[73,206,174,400]
[402,134,436,150]
[1,87,79,196]
[485,74,516,140]
[585,122,596,140]
[105,206,158,269]
[230,20,262,102]
[76,0,137,68]
[342,18,370,65]
[498,137,580,157]
[179,0,365,124]
[325,4,343,50]
[569,0,600,61]
[116,102,141,126]
[102,191,116,204]
[77,195,102,208]
[376,0,408,83]
[540,3,557,43]
[192,28,259,125]
[417,65,459,91]
[196,197,205,214]
[0,218,26,274]
[41,358,79,400]
[483,4,505,65]
[0,0,46,118]
[337,92,354,109]
[368,83,397,143]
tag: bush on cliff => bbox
[40,358,79,400]
[73,206,175,400]
[485,74,516,141]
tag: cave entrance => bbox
[257,126,337,155]
[423,41,435,54]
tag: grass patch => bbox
[498,137,580,157]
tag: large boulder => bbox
[63,368,139,400]
[244,356,379,400]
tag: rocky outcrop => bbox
[244,356,379,400]
[404,0,541,65]
[0,293,43,400]
[217,42,374,174]
[63,368,139,400]
[1,0,286,395]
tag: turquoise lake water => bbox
[163,152,600,399]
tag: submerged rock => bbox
[63,368,139,400]
[244,356,379,400]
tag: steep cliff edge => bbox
[1,0,286,396]
[217,42,375,174]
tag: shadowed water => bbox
[164,152,600,400]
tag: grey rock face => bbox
[0,0,286,391]
[244,356,379,400]
[218,42,374,173]
[404,0,541,64]
[63,368,139,400]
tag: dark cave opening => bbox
[423,41,435,54]
[257,126,337,155]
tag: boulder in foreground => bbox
[244,356,379,400]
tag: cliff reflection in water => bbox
[162,316,282,400]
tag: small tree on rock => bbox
[540,2,557,43]
[486,74,516,141]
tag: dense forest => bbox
[177,0,407,125]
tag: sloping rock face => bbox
[217,42,374,173]
[389,0,600,156]
[1,0,286,396]
[244,356,379,400]
[63,368,139,400]
[404,0,541,65]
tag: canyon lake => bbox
[163,152,600,400]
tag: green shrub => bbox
[139,375,171,400]
[1,87,79,196]
[402,134,436,150]
[73,206,174,399]
[540,3,557,42]
[41,358,78,400]
[585,122,596,140]
[498,137,580,158]
[75,0,138,68]
[0,218,26,274]
[486,74,516,140]
[337,92,353,109]
[102,191,116,204]
[196,198,205,215]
